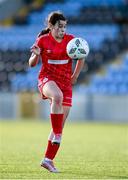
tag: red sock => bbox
[45,140,60,160]
[50,114,63,134]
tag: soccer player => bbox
[29,11,85,173]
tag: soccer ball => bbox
[66,37,89,59]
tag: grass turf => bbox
[0,120,128,179]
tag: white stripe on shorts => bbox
[48,59,69,64]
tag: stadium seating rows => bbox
[9,53,128,94]
[76,53,128,94]
[0,0,127,94]
[28,0,125,24]
[66,0,125,6]
[11,64,40,92]
[0,25,119,50]
[8,51,128,94]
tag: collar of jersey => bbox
[49,32,65,44]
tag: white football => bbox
[66,37,89,59]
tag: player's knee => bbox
[52,93,63,105]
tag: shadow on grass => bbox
[109,175,128,179]
[60,170,128,179]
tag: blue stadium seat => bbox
[67,0,124,6]
[0,25,119,50]
[11,65,40,92]
[85,53,128,95]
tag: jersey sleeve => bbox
[35,36,43,49]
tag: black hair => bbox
[38,11,67,37]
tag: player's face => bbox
[52,20,67,39]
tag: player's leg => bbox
[49,106,70,156]
[44,90,72,162]
[43,80,64,138]
[63,106,70,127]
[41,106,71,172]
[44,106,70,158]
[48,105,70,138]
[46,106,70,143]
[40,80,64,172]
[43,80,63,113]
[50,105,71,143]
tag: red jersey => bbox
[35,32,74,90]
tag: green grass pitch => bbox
[0,120,128,179]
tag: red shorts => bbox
[38,77,72,107]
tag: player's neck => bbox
[55,38,62,43]
[54,36,63,43]
[51,32,63,43]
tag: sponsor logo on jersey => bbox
[46,49,52,53]
[43,77,48,83]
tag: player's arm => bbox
[71,59,85,85]
[29,45,40,67]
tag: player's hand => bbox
[30,45,41,55]
[71,75,78,85]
